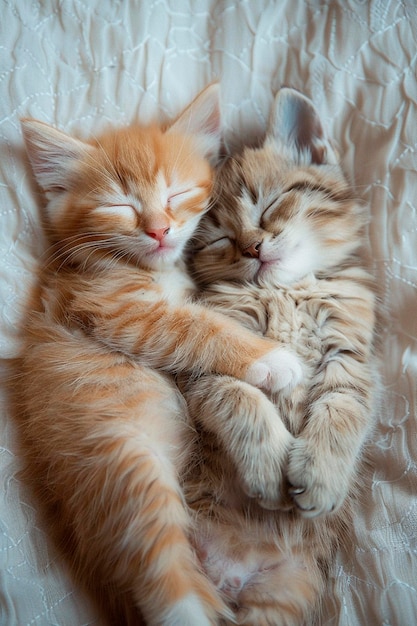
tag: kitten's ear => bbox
[21,119,92,195]
[267,88,338,165]
[168,83,221,163]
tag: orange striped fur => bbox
[183,89,378,625]
[14,85,302,625]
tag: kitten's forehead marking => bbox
[239,185,278,226]
[111,170,167,212]
[154,170,169,208]
[240,187,258,215]
[141,170,193,209]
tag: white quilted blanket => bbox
[1,2,416,625]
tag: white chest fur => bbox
[155,265,196,305]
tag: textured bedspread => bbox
[1,1,416,624]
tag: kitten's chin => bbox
[142,244,183,269]
[256,261,302,287]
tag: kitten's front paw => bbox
[241,426,294,511]
[287,438,352,518]
[246,348,303,394]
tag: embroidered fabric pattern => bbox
[0,2,416,624]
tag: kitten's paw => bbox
[241,426,294,510]
[287,438,352,518]
[246,348,303,394]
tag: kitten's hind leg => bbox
[231,552,323,626]
[182,375,294,510]
[197,524,324,626]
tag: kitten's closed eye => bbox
[94,204,137,220]
[167,190,191,203]
[167,188,203,211]
[260,198,280,221]
[206,236,232,250]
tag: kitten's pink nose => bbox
[146,227,170,242]
[243,241,262,258]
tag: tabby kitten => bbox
[184,89,377,625]
[15,85,302,626]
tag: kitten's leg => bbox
[85,293,302,393]
[232,559,323,626]
[287,291,375,517]
[183,375,294,509]
[287,379,373,517]
[197,522,325,626]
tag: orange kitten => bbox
[184,89,378,625]
[14,85,302,625]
